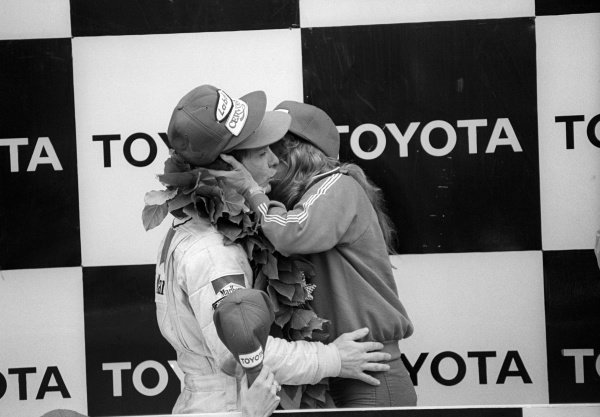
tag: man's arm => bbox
[265,327,391,386]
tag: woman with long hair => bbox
[217,101,417,408]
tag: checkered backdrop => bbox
[1,1,599,416]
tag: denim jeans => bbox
[329,355,417,407]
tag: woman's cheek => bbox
[275,164,287,180]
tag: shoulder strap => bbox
[159,227,177,265]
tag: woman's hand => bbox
[206,154,262,198]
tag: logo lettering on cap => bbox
[216,90,234,122]
[225,99,248,136]
[239,347,264,369]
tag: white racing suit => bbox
[155,215,340,414]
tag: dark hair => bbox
[199,148,250,171]
[270,133,398,254]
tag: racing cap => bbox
[213,288,275,386]
[231,110,291,151]
[167,85,290,166]
[274,100,340,158]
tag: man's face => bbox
[240,146,279,194]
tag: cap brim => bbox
[275,100,311,142]
[222,90,267,151]
[231,111,291,151]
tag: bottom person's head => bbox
[166,84,290,189]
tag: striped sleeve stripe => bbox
[258,173,342,226]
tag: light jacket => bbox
[247,169,413,355]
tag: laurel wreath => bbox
[142,150,332,409]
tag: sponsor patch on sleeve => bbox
[211,274,245,310]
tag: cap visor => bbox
[231,111,291,151]
[222,90,267,151]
